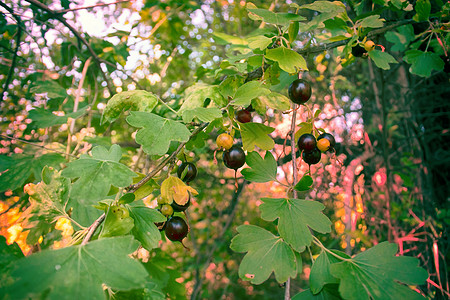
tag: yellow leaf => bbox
[161,176,198,205]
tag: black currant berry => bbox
[177,162,197,182]
[288,79,312,105]
[171,196,191,212]
[165,216,189,242]
[302,148,322,165]
[297,133,317,153]
[351,44,367,57]
[223,145,246,170]
[317,133,336,150]
[236,109,252,123]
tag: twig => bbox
[128,122,209,192]
[0,2,22,102]
[284,102,300,300]
[0,134,78,158]
[81,213,105,245]
[246,19,416,81]
[55,0,130,14]
[24,0,114,94]
[67,57,92,159]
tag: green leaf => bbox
[368,50,398,70]
[404,50,444,77]
[179,83,226,113]
[314,109,322,119]
[330,242,428,300]
[288,21,300,43]
[310,251,348,293]
[219,76,242,99]
[212,32,247,45]
[132,173,159,201]
[0,153,65,193]
[28,106,89,128]
[99,205,134,238]
[294,174,313,191]
[385,25,415,52]
[240,122,275,151]
[358,15,384,28]
[259,198,332,251]
[247,35,273,50]
[113,282,165,300]
[231,81,271,107]
[101,90,159,123]
[126,112,191,156]
[295,122,313,141]
[1,236,148,300]
[292,285,343,300]
[241,151,277,183]
[128,206,166,251]
[30,80,68,99]
[258,92,291,111]
[300,1,346,14]
[413,0,431,22]
[247,9,305,26]
[390,0,405,9]
[23,167,70,233]
[118,193,135,205]
[143,249,187,299]
[0,236,24,271]
[230,225,298,284]
[265,47,308,73]
[61,145,136,225]
[181,107,222,123]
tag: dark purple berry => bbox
[288,79,312,104]
[223,145,246,170]
[165,216,189,242]
[297,133,317,153]
[177,162,197,182]
[302,148,321,165]
[236,109,252,123]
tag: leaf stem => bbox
[158,97,178,114]
[312,236,353,262]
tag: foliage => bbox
[0,0,448,299]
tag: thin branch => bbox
[67,57,92,159]
[284,102,300,300]
[24,0,114,94]
[296,19,415,56]
[0,134,78,158]
[128,122,209,192]
[81,213,105,245]
[0,2,22,102]
[55,0,130,14]
[247,19,416,80]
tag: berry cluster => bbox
[216,133,246,171]
[288,78,337,166]
[298,133,336,165]
[155,162,198,244]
